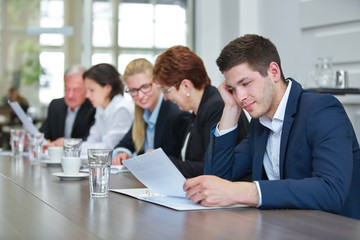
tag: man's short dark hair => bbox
[216,34,285,81]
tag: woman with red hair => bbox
[153,46,249,178]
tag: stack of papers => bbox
[111,148,248,211]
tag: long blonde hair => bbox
[123,58,153,152]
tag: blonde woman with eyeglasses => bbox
[112,58,190,165]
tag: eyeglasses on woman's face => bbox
[160,85,175,94]
[160,80,182,94]
[125,83,153,97]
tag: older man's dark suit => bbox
[205,79,360,219]
[114,99,190,158]
[40,98,95,141]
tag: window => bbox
[39,0,64,46]
[0,2,2,84]
[0,0,65,107]
[91,0,192,74]
[38,0,65,104]
[0,0,192,112]
[0,0,45,108]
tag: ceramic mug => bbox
[61,156,81,175]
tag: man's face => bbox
[224,62,277,119]
[64,73,87,111]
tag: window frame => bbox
[85,0,194,73]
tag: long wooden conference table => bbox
[1,153,360,240]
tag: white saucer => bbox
[52,172,89,180]
[80,165,129,174]
[42,160,61,165]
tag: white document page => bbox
[112,188,228,211]
[122,148,186,197]
[112,148,249,211]
[8,101,40,134]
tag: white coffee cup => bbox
[48,147,63,162]
[61,157,81,175]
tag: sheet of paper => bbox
[115,148,249,211]
[8,101,40,134]
[111,188,248,211]
[122,148,186,198]
[111,188,209,210]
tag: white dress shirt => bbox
[64,106,79,138]
[82,94,134,155]
[256,80,292,206]
[215,80,292,207]
[259,80,292,180]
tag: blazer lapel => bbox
[72,104,85,134]
[280,117,294,178]
[58,103,67,137]
[154,100,165,148]
[279,79,302,179]
[71,99,93,137]
[252,122,269,180]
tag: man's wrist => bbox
[215,123,237,137]
[218,105,241,131]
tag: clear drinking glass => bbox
[63,138,82,157]
[87,149,113,197]
[313,57,334,88]
[27,132,44,164]
[10,129,25,160]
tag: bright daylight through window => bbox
[0,0,191,116]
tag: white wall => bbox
[194,0,223,86]
[195,0,360,89]
[194,0,360,136]
[195,0,243,86]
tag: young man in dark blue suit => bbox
[183,34,360,219]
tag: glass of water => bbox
[87,149,113,197]
[27,132,44,164]
[63,138,82,157]
[10,129,25,160]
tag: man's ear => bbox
[267,62,281,81]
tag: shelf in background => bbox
[307,88,360,95]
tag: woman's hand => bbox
[112,152,130,165]
[145,149,154,153]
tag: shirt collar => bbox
[259,79,292,133]
[96,94,123,116]
[67,106,80,114]
[143,93,163,126]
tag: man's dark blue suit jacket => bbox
[205,79,360,219]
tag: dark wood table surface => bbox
[1,153,360,240]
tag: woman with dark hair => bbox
[153,46,249,178]
[82,63,133,150]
